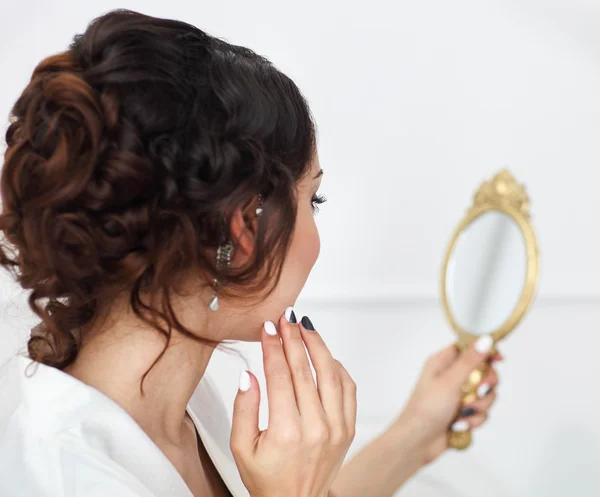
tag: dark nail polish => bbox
[460,407,476,417]
[301,316,315,330]
[289,310,297,324]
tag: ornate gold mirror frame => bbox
[440,170,539,449]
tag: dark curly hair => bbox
[0,10,316,371]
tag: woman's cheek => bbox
[305,216,321,269]
[292,202,321,276]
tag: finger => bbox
[278,308,323,418]
[335,359,357,437]
[422,344,459,377]
[298,316,344,423]
[478,366,499,395]
[447,335,494,386]
[460,413,488,431]
[463,390,497,416]
[470,414,488,429]
[491,351,503,362]
[261,320,300,426]
[231,370,261,455]
[473,367,499,399]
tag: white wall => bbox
[1,1,600,496]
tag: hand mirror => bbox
[440,170,539,450]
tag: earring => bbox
[209,194,261,312]
[255,194,264,216]
[208,239,233,312]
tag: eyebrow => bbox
[314,169,324,179]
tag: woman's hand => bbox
[392,336,500,465]
[329,336,500,497]
[230,310,356,497]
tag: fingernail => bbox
[460,407,476,417]
[285,307,297,324]
[301,316,315,331]
[264,321,277,336]
[239,370,251,392]
[474,334,493,354]
[477,383,491,398]
[451,420,470,432]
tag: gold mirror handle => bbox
[447,357,490,450]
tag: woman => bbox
[0,10,499,497]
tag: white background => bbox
[1,1,600,496]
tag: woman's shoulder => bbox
[0,433,155,497]
[0,354,171,497]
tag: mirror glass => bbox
[445,210,527,335]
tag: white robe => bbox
[0,354,510,497]
[0,354,250,497]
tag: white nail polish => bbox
[451,420,470,432]
[477,383,491,398]
[474,334,493,354]
[239,371,251,392]
[284,307,295,323]
[264,321,277,336]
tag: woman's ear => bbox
[229,198,262,263]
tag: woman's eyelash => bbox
[311,193,327,213]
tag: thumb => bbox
[231,370,260,455]
[446,335,494,386]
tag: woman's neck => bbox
[65,298,217,450]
